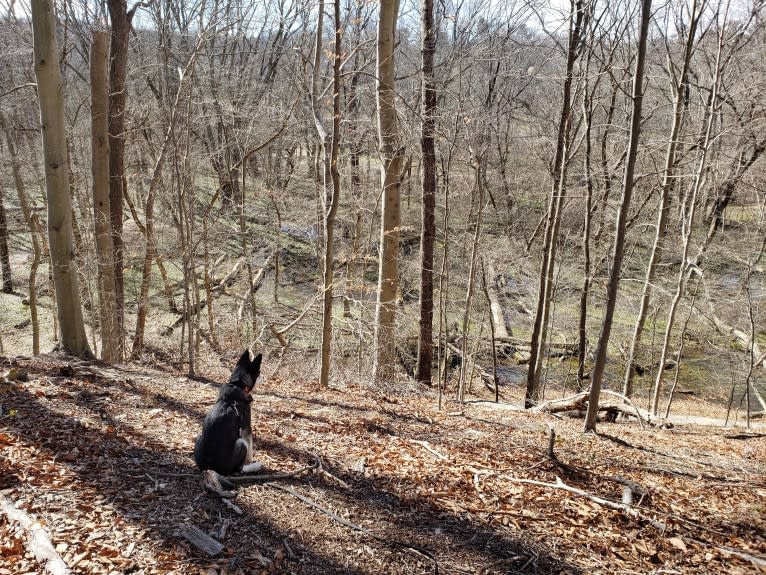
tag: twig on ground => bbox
[225,459,319,485]
[314,454,351,490]
[408,439,449,461]
[502,475,665,529]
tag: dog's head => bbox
[229,349,262,394]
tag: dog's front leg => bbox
[241,428,253,463]
[240,400,253,463]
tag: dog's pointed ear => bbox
[251,353,262,373]
[236,349,251,368]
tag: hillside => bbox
[1,353,764,574]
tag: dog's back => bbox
[194,350,262,475]
[193,383,251,474]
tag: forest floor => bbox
[1,353,765,575]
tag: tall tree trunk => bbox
[315,0,343,388]
[91,30,120,363]
[32,0,92,357]
[373,0,404,383]
[415,0,437,386]
[622,0,703,397]
[584,0,652,432]
[107,0,135,360]
[317,0,343,386]
[525,0,586,407]
[577,80,595,390]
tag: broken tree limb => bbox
[717,546,766,568]
[711,313,764,367]
[501,475,664,529]
[160,299,207,336]
[211,257,244,294]
[0,493,72,575]
[269,293,321,345]
[408,439,449,461]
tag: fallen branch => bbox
[225,459,319,485]
[272,293,320,340]
[717,546,766,568]
[211,257,244,294]
[408,439,449,461]
[160,299,207,336]
[0,493,72,575]
[502,475,663,529]
[265,482,439,574]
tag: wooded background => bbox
[0,0,764,427]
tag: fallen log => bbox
[534,391,648,427]
[160,299,207,336]
[211,257,244,294]
[486,263,510,340]
[0,493,72,575]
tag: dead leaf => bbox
[668,537,687,551]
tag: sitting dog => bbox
[194,350,262,475]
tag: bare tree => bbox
[91,30,120,363]
[415,0,437,386]
[32,0,91,357]
[313,0,343,388]
[373,0,404,383]
[584,0,652,432]
[650,2,729,415]
[107,0,138,360]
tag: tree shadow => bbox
[1,362,581,574]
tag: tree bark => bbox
[584,0,652,432]
[314,0,343,388]
[416,0,437,386]
[91,30,120,363]
[32,0,92,357]
[373,0,404,383]
[107,0,135,360]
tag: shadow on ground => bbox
[0,357,580,574]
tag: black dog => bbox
[194,350,262,475]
